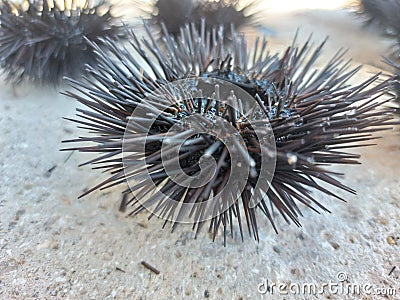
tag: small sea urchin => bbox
[0,0,124,85]
[63,23,395,243]
[148,0,256,36]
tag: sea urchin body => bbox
[0,0,124,85]
[63,24,395,243]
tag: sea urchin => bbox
[0,0,124,85]
[356,0,400,34]
[148,0,256,36]
[63,23,395,244]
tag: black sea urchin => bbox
[150,0,195,36]
[0,0,124,85]
[63,24,395,243]
[193,0,257,30]
[355,0,400,59]
[356,0,400,34]
[148,0,256,36]
[355,0,400,107]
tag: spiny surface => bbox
[356,0,400,33]
[0,0,124,85]
[354,0,400,60]
[384,58,400,113]
[63,24,394,243]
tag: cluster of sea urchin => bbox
[150,0,256,36]
[0,0,124,85]
[63,23,395,244]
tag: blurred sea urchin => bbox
[0,0,124,85]
[354,0,400,59]
[144,0,257,36]
[63,23,395,243]
[354,0,400,110]
[356,0,400,34]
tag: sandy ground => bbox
[1,1,400,299]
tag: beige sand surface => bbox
[0,2,399,299]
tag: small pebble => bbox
[330,241,340,250]
[185,287,192,296]
[349,234,356,243]
[136,221,148,228]
[387,236,397,246]
[272,246,281,254]
[377,217,388,226]
[175,250,182,259]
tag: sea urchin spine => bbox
[63,23,395,243]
